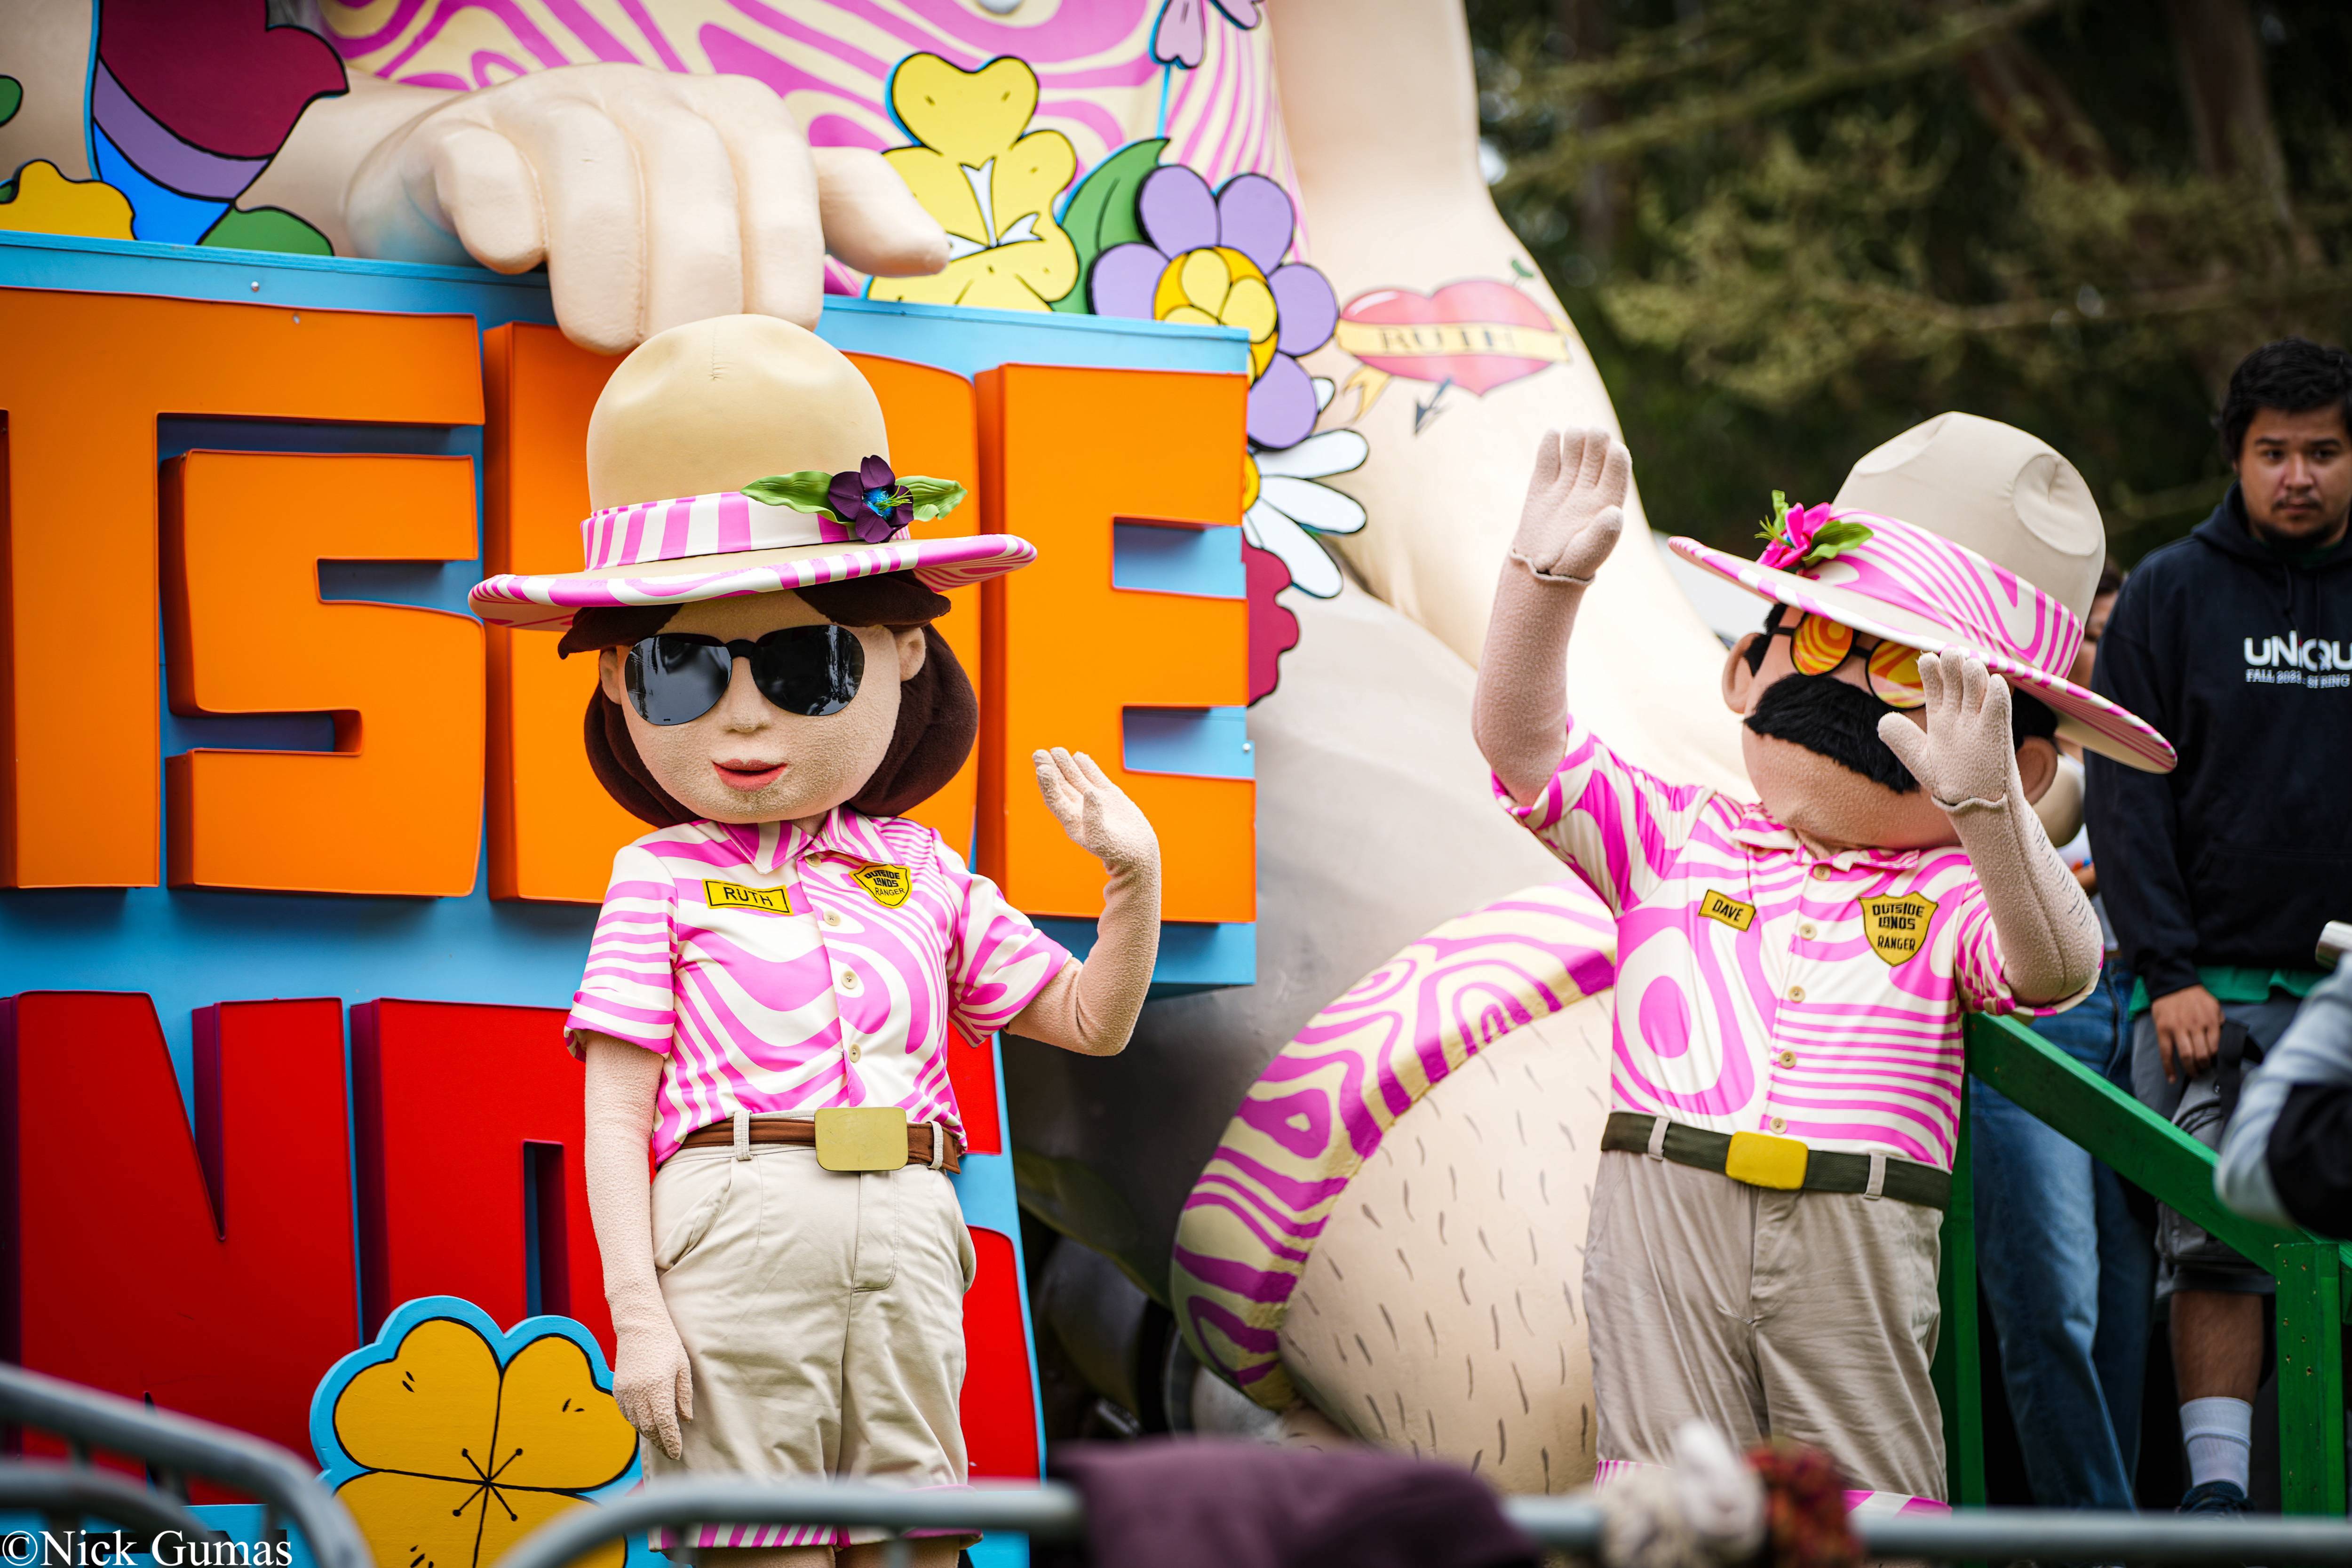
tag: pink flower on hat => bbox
[1756,492,1873,573]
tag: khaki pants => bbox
[649,1142,977,1548]
[1583,1149,1947,1500]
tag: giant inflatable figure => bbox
[1469,416,2173,1498]
[0,0,1749,1487]
[473,312,1165,1565]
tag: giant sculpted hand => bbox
[324,66,948,352]
[1509,427,1633,587]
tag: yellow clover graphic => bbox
[868,54,1079,311]
[329,1315,638,1568]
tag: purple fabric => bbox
[1046,1440,1537,1568]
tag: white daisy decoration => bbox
[1243,378,1368,599]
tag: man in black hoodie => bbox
[2088,336,2352,1515]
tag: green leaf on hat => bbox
[743,470,841,520]
[898,476,968,521]
[1804,518,1875,562]
[1754,488,1792,546]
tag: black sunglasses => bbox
[624,626,866,725]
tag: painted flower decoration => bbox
[1756,492,1872,573]
[1152,0,1264,69]
[1243,378,1369,599]
[744,460,967,544]
[313,1300,638,1568]
[1089,167,1339,452]
[867,55,1079,311]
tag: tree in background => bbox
[1470,0,2352,562]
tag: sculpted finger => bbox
[1527,431,1565,493]
[1876,711,1933,784]
[428,126,545,273]
[1572,427,1612,490]
[812,146,949,278]
[695,74,825,330]
[1959,654,1988,719]
[674,1355,695,1425]
[1032,750,1078,819]
[1073,751,1120,794]
[620,90,750,336]
[1597,437,1633,509]
[1914,651,1946,717]
[508,101,645,354]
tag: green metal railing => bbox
[1938,1012,2350,1513]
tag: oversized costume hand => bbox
[1009,749,1161,1057]
[1509,427,1633,586]
[329,66,948,353]
[612,1313,695,1461]
[1033,748,1160,873]
[1875,653,2017,810]
[1877,653,2103,1006]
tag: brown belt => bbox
[673,1115,962,1173]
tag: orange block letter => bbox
[163,451,485,896]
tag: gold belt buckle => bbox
[813,1106,909,1172]
[1724,1130,1810,1191]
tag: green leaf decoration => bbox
[1804,519,1875,561]
[898,476,968,521]
[1053,137,1167,315]
[1754,488,1793,545]
[198,205,333,257]
[0,78,22,131]
[743,470,840,519]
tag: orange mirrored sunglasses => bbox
[1784,610,1927,709]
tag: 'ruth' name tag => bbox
[704,880,792,915]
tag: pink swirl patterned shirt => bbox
[1501,717,2065,1170]
[567,808,1070,1163]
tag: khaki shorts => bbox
[648,1141,977,1549]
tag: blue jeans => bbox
[1971,964,2153,1510]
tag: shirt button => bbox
[1798,922,1817,939]
[822,910,842,929]
[1778,1050,1796,1067]
[1770,1116,1787,1133]
[1811,865,1831,880]
[849,1043,862,1062]
[1786,985,1806,1002]
[838,969,859,992]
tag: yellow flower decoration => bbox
[1154,247,1280,379]
[868,54,1079,311]
[329,1315,638,1568]
[0,161,134,241]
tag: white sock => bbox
[2181,1395,2253,1491]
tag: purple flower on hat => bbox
[1757,492,1871,573]
[1088,167,1338,452]
[827,456,911,544]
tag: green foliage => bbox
[1052,137,1167,314]
[1470,0,2352,564]
[743,470,839,517]
[198,205,334,257]
[0,77,21,130]
[898,476,967,520]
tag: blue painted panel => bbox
[1124,706,1253,780]
[1111,521,1243,598]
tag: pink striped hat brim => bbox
[1671,535,2176,773]
[468,533,1035,632]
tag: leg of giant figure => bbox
[1268,0,1746,792]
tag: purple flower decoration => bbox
[1151,0,1264,69]
[1089,167,1339,452]
[827,455,910,544]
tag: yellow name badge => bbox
[814,1106,910,1172]
[703,879,792,915]
[1859,893,1939,966]
[1724,1130,1810,1191]
[1698,890,1757,931]
[852,863,912,907]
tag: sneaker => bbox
[2179,1479,2249,1514]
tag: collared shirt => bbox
[568,808,1071,1163]
[1501,717,2053,1171]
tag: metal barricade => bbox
[0,1361,369,1568]
[494,1475,2352,1568]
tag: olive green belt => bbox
[1601,1111,1952,1212]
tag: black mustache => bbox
[1745,673,1920,794]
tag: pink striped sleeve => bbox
[566,842,680,1055]
[1946,881,2093,1018]
[939,846,1073,1037]
[1493,713,1712,915]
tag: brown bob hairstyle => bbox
[556,573,976,827]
